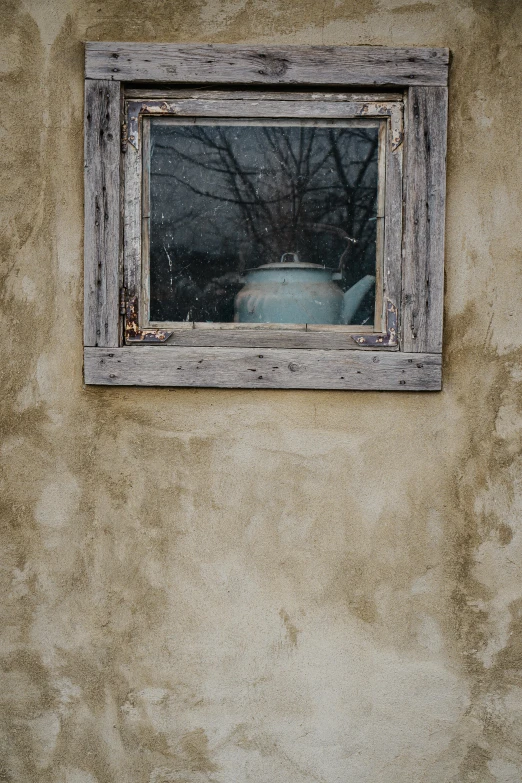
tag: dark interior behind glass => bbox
[148,118,380,325]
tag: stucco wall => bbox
[1,1,522,781]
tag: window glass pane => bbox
[148,118,381,326]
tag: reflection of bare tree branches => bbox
[301,222,357,273]
[155,142,257,176]
[153,124,378,261]
[303,222,357,243]
[149,122,379,321]
[153,170,295,205]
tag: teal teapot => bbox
[234,252,375,325]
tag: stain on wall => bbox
[1,0,522,781]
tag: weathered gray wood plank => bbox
[84,79,121,347]
[86,43,449,86]
[383,115,403,321]
[160,329,381,350]
[402,86,448,352]
[124,88,404,102]
[84,347,441,390]
[123,127,141,300]
[130,99,397,119]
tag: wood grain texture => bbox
[402,86,448,353]
[84,79,121,347]
[383,115,403,320]
[160,329,380,350]
[125,89,404,102]
[123,129,142,300]
[130,99,398,118]
[86,43,449,86]
[84,347,441,390]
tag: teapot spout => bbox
[340,275,376,324]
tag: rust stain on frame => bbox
[124,293,173,343]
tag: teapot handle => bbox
[280,252,300,264]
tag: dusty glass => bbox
[147,118,381,326]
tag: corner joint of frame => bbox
[351,300,398,348]
[123,293,173,344]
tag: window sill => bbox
[84,346,442,390]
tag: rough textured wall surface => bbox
[1,1,522,781]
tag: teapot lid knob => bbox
[280,252,300,264]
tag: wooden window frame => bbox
[83,43,449,390]
[128,96,400,344]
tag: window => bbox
[145,114,382,328]
[125,92,401,343]
[84,44,449,390]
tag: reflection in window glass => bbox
[148,118,380,325]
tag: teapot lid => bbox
[249,252,333,272]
